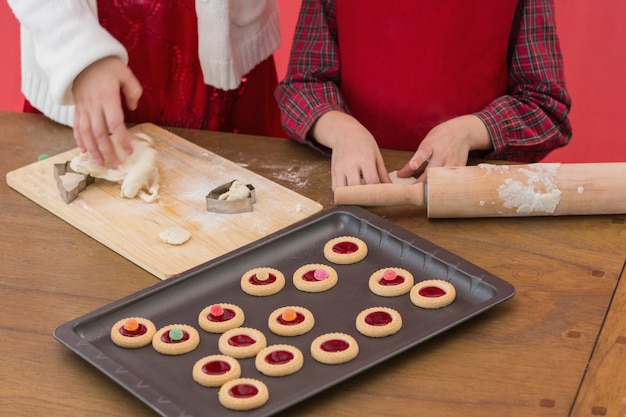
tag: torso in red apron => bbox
[97,0,283,136]
[335,0,518,150]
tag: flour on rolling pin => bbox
[479,163,563,215]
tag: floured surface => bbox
[6,123,323,279]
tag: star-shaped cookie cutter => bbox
[54,161,95,203]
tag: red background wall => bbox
[1,1,624,163]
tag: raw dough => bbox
[70,132,160,202]
[389,170,418,185]
[159,227,191,245]
[218,180,250,201]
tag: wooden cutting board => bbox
[6,123,323,280]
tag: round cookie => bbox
[240,267,285,296]
[218,327,267,359]
[110,317,156,348]
[152,324,200,355]
[368,267,414,297]
[292,263,338,293]
[356,307,403,338]
[192,354,241,387]
[323,236,368,265]
[310,332,359,365]
[218,378,269,411]
[198,303,245,333]
[267,306,315,337]
[255,344,304,377]
[410,279,457,309]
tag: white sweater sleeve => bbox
[8,0,128,105]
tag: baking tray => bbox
[54,206,515,417]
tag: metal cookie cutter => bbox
[206,180,256,214]
[54,161,95,203]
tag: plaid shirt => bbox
[276,0,572,162]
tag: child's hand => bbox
[396,115,491,182]
[311,111,391,189]
[72,56,143,166]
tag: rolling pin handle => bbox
[333,182,426,207]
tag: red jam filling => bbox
[418,285,447,298]
[365,311,393,326]
[378,275,405,286]
[161,329,190,344]
[119,323,148,337]
[332,241,359,254]
[202,360,231,375]
[320,339,349,352]
[249,273,277,285]
[229,384,259,399]
[277,312,305,325]
[302,269,321,282]
[265,350,294,365]
[228,334,256,347]
[208,308,236,322]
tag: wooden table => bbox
[1,111,625,417]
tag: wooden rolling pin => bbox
[334,162,626,218]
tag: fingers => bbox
[121,70,143,112]
[73,96,130,167]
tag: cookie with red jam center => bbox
[240,267,285,296]
[310,332,359,364]
[192,354,241,387]
[152,324,200,355]
[198,303,245,333]
[218,378,269,411]
[410,279,457,309]
[267,306,315,337]
[323,236,368,264]
[110,317,156,348]
[356,306,403,338]
[255,344,304,377]
[368,267,414,297]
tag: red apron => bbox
[335,0,518,150]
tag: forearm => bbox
[275,0,345,152]
[8,0,128,105]
[476,0,572,162]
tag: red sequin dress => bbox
[25,0,284,138]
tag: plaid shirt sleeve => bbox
[275,0,342,153]
[276,0,572,161]
[475,0,572,162]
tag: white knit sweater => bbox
[7,0,281,126]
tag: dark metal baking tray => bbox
[54,206,515,417]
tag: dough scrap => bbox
[159,227,191,245]
[70,132,160,202]
[218,180,250,201]
[389,170,418,185]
